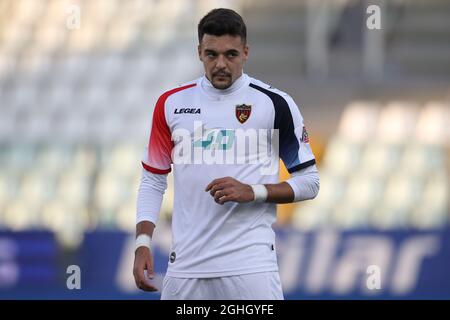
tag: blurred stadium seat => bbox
[292,101,449,231]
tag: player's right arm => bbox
[133,168,168,291]
[133,221,157,291]
[134,88,174,291]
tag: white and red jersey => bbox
[142,73,316,278]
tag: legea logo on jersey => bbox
[171,121,279,175]
[174,108,201,114]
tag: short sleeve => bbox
[249,82,316,174]
[277,96,316,173]
[142,94,173,174]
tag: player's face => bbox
[198,34,249,90]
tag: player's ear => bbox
[243,44,249,62]
[198,44,203,62]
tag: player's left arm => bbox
[205,164,319,205]
[205,177,292,204]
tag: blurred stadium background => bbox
[0,0,449,299]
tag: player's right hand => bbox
[133,246,158,292]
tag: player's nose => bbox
[216,54,227,69]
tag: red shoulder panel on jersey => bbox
[141,161,171,174]
[143,83,197,174]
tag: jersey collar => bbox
[199,73,250,100]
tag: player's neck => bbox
[202,72,248,96]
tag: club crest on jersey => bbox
[235,104,252,124]
[301,126,310,143]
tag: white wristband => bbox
[135,234,152,252]
[251,184,268,203]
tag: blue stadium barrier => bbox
[1,228,449,299]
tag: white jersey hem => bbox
[166,265,278,278]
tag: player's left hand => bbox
[205,176,254,205]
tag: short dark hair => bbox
[198,8,247,44]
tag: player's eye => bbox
[206,52,217,58]
[227,52,238,58]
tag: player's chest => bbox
[167,98,273,132]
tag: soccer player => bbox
[133,8,319,300]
